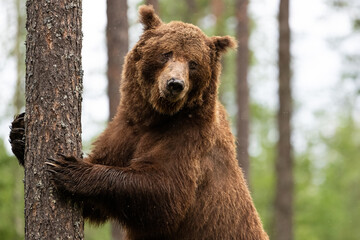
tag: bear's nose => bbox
[167,78,185,94]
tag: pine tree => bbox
[274,0,293,239]
[235,0,250,183]
[24,0,84,238]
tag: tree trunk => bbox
[107,0,128,121]
[145,0,159,14]
[24,0,84,239]
[107,0,128,238]
[212,0,224,35]
[274,0,293,239]
[235,0,250,184]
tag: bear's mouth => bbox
[152,83,189,115]
[153,93,188,115]
[160,85,187,103]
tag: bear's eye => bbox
[162,51,173,62]
[189,61,198,70]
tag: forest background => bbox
[0,0,359,239]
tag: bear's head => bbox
[124,5,237,116]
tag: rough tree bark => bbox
[145,0,159,14]
[274,0,293,239]
[106,0,128,239]
[24,0,84,239]
[235,0,250,184]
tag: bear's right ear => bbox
[139,5,162,31]
[210,36,238,54]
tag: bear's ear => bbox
[210,36,238,54]
[138,5,162,31]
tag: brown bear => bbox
[9,5,269,240]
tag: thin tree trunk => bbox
[24,0,84,239]
[274,0,293,239]
[235,0,250,183]
[145,0,159,14]
[107,0,128,121]
[107,0,128,238]
[212,0,224,35]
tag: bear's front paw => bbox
[9,112,25,165]
[46,154,90,194]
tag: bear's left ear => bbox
[139,5,162,31]
[210,36,238,54]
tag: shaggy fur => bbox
[10,5,269,240]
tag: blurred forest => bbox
[0,0,359,239]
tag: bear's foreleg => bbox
[46,154,194,233]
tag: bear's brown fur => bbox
[11,5,269,240]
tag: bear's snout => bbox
[166,78,185,94]
[157,60,189,104]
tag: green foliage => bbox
[249,103,276,235]
[319,115,360,239]
[158,0,212,24]
[85,222,111,240]
[294,111,360,240]
[0,140,24,240]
